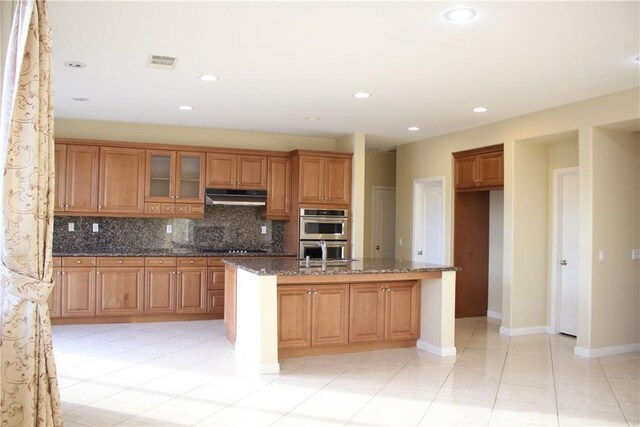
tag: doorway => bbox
[551,167,579,336]
[372,186,396,258]
[412,177,445,264]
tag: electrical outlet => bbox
[598,249,605,262]
[633,249,640,260]
[68,223,75,232]
[166,224,173,234]
[399,238,403,246]
[261,225,267,235]
[92,223,99,233]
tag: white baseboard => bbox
[257,363,280,374]
[499,325,549,336]
[486,311,502,320]
[574,343,640,358]
[417,340,457,357]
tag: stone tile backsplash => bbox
[53,206,285,254]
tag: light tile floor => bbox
[53,318,639,426]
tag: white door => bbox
[372,188,396,258]
[558,171,579,336]
[413,178,445,264]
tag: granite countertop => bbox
[224,257,461,276]
[52,249,296,258]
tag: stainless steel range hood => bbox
[205,189,267,206]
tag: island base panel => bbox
[279,339,416,359]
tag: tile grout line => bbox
[414,318,482,426]
[597,357,632,426]
[487,327,511,427]
[548,334,561,427]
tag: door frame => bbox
[549,167,579,335]
[371,186,396,258]
[412,176,446,263]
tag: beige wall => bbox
[55,118,337,152]
[0,1,14,90]
[396,87,640,349]
[590,128,639,349]
[363,151,396,258]
[488,190,504,317]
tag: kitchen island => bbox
[224,258,459,373]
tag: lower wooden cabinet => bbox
[145,266,176,314]
[61,266,96,317]
[96,266,145,316]
[176,266,207,313]
[278,281,420,351]
[48,267,63,318]
[277,284,349,350]
[349,281,420,343]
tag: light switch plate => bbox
[68,223,75,232]
[166,224,173,234]
[633,249,640,260]
[92,223,99,233]
[261,225,267,235]
[399,238,403,246]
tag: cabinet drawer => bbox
[97,257,144,267]
[162,203,176,214]
[62,257,96,267]
[145,257,177,267]
[145,203,162,214]
[52,257,62,267]
[207,257,225,267]
[177,257,207,267]
[190,205,204,215]
[208,267,225,290]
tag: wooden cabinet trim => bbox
[96,257,144,267]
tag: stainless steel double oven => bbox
[298,208,348,259]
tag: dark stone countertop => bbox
[52,249,296,258]
[224,257,460,276]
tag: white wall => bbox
[487,190,504,318]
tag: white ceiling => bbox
[49,1,640,149]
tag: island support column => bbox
[234,269,280,374]
[417,271,457,357]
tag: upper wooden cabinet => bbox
[54,144,99,213]
[99,147,146,214]
[453,144,504,191]
[265,156,291,220]
[294,152,352,206]
[205,153,267,190]
[146,150,205,204]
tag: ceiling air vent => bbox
[147,54,178,69]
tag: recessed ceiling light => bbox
[443,8,477,22]
[353,92,371,99]
[64,61,86,69]
[473,106,488,113]
[305,117,320,121]
[71,97,89,102]
[200,75,219,82]
[178,105,193,111]
[408,126,420,131]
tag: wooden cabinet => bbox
[207,265,225,315]
[61,265,96,317]
[349,281,420,344]
[265,156,291,220]
[54,144,99,213]
[99,147,146,214]
[453,145,503,190]
[96,257,144,316]
[277,284,349,349]
[49,266,62,318]
[145,150,205,208]
[205,153,267,190]
[295,152,351,206]
[145,261,177,314]
[176,259,207,313]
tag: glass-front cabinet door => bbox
[176,152,205,203]
[146,150,176,203]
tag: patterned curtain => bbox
[0,0,64,425]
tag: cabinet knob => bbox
[118,260,122,264]
[65,204,69,208]
[97,271,101,275]
[99,205,103,209]
[61,271,66,275]
[307,290,313,295]
[76,260,81,264]
[176,196,180,199]
[190,260,194,264]
[159,260,163,264]
[172,271,176,274]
